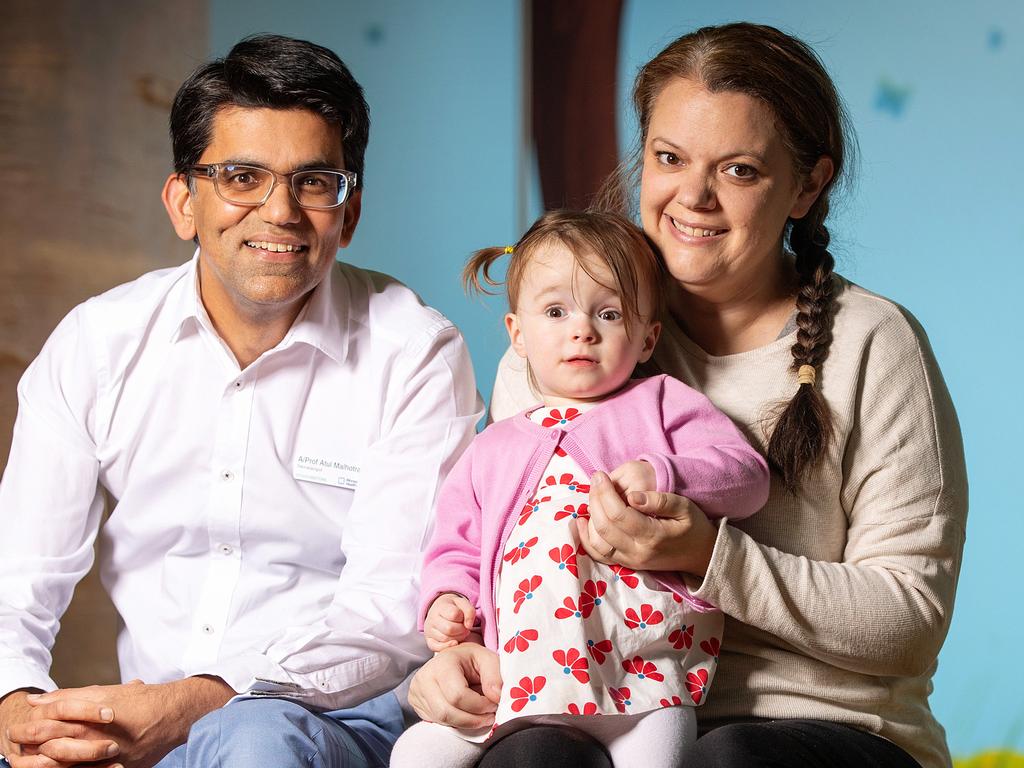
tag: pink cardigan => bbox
[419,374,770,650]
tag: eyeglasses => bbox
[188,163,358,210]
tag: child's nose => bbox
[572,320,597,343]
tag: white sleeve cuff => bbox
[0,661,58,700]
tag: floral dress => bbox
[489,404,723,733]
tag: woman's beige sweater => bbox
[490,278,967,768]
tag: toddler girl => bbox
[391,210,769,767]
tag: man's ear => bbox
[162,173,197,241]
[789,156,834,220]
[505,312,528,358]
[337,189,362,249]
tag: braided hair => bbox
[598,22,854,491]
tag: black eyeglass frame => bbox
[187,163,358,210]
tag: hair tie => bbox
[796,364,816,386]
[503,246,514,254]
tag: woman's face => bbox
[640,78,822,302]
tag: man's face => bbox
[177,106,360,323]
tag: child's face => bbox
[505,243,661,406]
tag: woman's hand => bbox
[407,644,502,730]
[577,471,718,576]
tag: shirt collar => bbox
[283,260,350,365]
[167,249,206,344]
[168,248,350,366]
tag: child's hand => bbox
[608,460,656,499]
[424,593,477,652]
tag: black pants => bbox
[474,720,922,768]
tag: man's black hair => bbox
[170,34,369,185]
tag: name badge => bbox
[293,454,360,489]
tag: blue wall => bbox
[212,1,1022,759]
[211,0,522,396]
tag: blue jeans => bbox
[156,692,404,768]
[0,691,402,768]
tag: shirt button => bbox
[221,470,234,482]
[234,380,243,389]
[201,624,215,635]
[218,544,234,556]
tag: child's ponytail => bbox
[462,246,515,303]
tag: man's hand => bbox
[1,688,119,768]
[4,677,233,768]
[608,460,657,500]
[423,593,477,652]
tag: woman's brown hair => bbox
[599,22,853,492]
[464,209,665,338]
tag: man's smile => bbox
[244,239,308,253]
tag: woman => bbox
[408,22,966,768]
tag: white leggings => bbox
[389,706,696,768]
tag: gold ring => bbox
[603,545,617,560]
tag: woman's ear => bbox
[505,312,528,358]
[789,156,834,220]
[162,173,197,241]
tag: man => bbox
[0,35,480,768]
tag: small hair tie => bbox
[503,246,514,254]
[796,364,816,386]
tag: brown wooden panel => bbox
[531,0,623,211]
[0,1,208,688]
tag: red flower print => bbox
[542,408,581,427]
[621,656,664,682]
[578,580,607,618]
[586,638,613,664]
[686,668,709,704]
[554,503,590,522]
[542,473,591,494]
[608,686,632,714]
[669,624,694,650]
[554,596,583,620]
[660,696,683,707]
[610,564,639,589]
[565,702,599,716]
[513,575,543,613]
[554,446,567,457]
[518,496,550,526]
[503,536,539,565]
[548,544,578,577]
[553,648,590,683]
[672,592,684,603]
[503,628,539,653]
[510,676,546,712]
[623,603,664,630]
[700,637,721,660]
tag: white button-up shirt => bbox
[0,254,482,709]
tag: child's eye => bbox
[598,309,622,322]
[544,307,566,319]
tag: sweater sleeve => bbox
[690,310,968,677]
[637,376,770,520]
[418,441,485,629]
